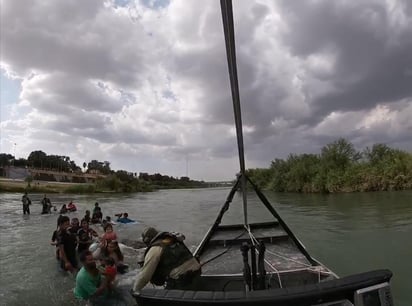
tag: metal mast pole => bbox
[220,0,248,226]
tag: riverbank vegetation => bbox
[0,151,209,193]
[0,172,209,194]
[0,179,86,193]
[247,139,412,193]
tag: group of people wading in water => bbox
[48,200,132,303]
[22,192,77,215]
[22,192,201,304]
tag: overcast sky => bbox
[1,0,411,181]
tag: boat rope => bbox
[246,227,326,285]
[260,255,283,288]
[246,228,312,268]
[265,251,331,283]
[220,0,248,225]
[246,227,283,287]
[254,246,325,286]
[245,225,257,246]
[264,249,313,268]
[246,176,317,265]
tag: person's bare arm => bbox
[91,280,107,298]
[58,244,74,272]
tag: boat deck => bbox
[199,222,317,275]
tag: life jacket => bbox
[145,232,196,286]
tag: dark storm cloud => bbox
[1,0,149,88]
[313,46,412,116]
[1,0,411,180]
[276,0,412,124]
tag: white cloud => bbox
[1,0,411,180]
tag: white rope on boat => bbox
[266,266,333,275]
[245,228,330,285]
[264,248,331,283]
[262,257,283,288]
[245,227,337,285]
[246,226,259,247]
[246,227,311,268]
[264,249,312,268]
[246,227,283,288]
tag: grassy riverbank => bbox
[0,179,97,193]
[0,178,204,193]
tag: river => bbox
[0,189,411,306]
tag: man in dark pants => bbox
[41,194,52,214]
[57,216,78,273]
[22,192,31,215]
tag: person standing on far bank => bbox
[22,192,31,215]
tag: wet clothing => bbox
[74,267,102,300]
[91,211,103,224]
[51,230,58,242]
[83,214,91,224]
[51,230,60,260]
[23,205,30,214]
[116,263,129,274]
[41,197,52,214]
[22,194,31,215]
[67,203,77,212]
[77,228,96,254]
[68,226,79,249]
[76,270,133,306]
[101,232,117,242]
[116,217,135,224]
[105,265,117,280]
[69,226,80,235]
[58,230,78,270]
[133,232,201,291]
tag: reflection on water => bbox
[0,189,411,305]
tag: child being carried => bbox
[101,257,117,290]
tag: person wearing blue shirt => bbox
[116,212,135,224]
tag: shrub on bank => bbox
[65,184,96,193]
[247,139,412,193]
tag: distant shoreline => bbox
[0,178,96,193]
[0,178,229,193]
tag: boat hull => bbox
[133,269,393,306]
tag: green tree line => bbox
[0,150,82,172]
[247,138,412,193]
[0,150,208,192]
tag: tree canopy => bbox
[247,138,412,193]
[0,150,208,192]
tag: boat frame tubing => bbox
[194,176,241,256]
[246,176,317,265]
